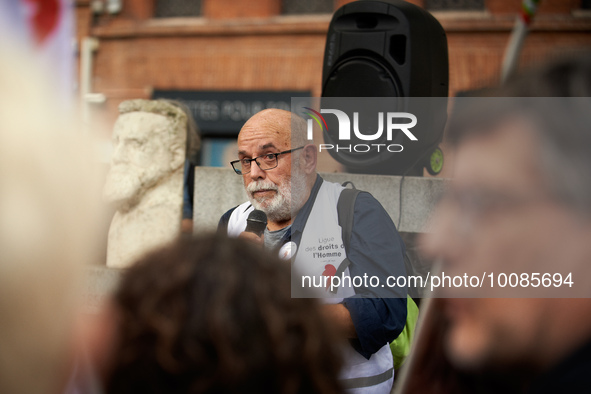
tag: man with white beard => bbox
[219,109,407,393]
[104,99,189,268]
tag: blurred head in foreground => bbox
[105,234,343,394]
[0,48,98,393]
[422,55,591,382]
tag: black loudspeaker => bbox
[321,0,448,176]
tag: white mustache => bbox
[246,180,278,193]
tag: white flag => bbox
[0,0,75,106]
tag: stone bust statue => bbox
[103,99,187,268]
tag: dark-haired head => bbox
[105,234,343,394]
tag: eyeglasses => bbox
[231,146,305,175]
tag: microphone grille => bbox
[248,209,267,224]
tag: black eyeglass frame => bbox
[230,146,305,175]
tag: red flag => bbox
[23,0,61,45]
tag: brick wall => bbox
[76,0,591,175]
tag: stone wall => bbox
[194,167,446,234]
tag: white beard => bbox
[246,177,291,222]
[246,169,309,223]
[103,165,143,209]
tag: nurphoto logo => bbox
[304,107,418,153]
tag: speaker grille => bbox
[323,57,401,98]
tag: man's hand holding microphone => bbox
[238,209,267,246]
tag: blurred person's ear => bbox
[74,301,120,383]
[60,301,119,394]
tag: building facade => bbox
[76,0,591,173]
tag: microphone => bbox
[245,209,267,237]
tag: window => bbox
[154,0,202,18]
[282,0,333,15]
[425,0,485,11]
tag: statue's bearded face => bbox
[103,112,174,209]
